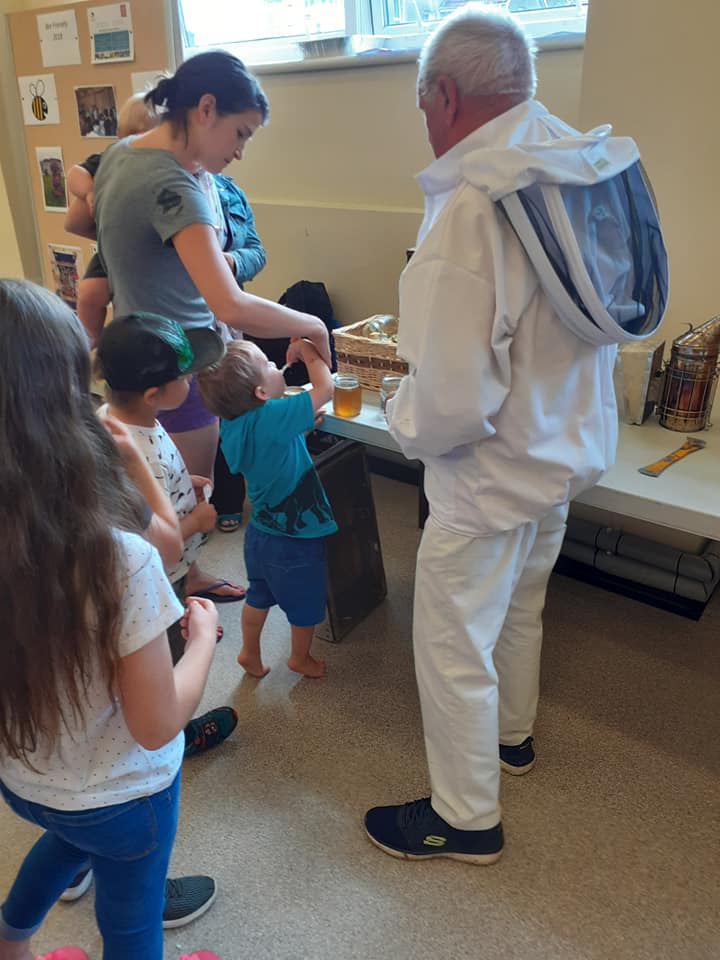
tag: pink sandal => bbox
[179,952,219,960]
[36,949,89,960]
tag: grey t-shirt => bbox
[93,139,217,331]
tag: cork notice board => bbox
[9,0,170,306]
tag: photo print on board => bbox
[35,146,68,212]
[48,243,84,310]
[18,74,60,126]
[74,86,118,137]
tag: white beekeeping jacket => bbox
[388,100,669,535]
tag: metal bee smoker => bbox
[656,315,720,431]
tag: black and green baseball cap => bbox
[96,312,225,392]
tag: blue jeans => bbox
[0,774,180,960]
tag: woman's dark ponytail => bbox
[144,74,176,111]
[143,52,268,129]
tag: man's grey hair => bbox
[417,3,537,101]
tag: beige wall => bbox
[226,48,584,322]
[580,0,720,346]
[0,0,72,280]
[0,0,583,317]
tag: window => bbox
[178,0,589,67]
[377,1,586,31]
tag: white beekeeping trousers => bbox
[413,503,569,830]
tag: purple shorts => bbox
[157,376,217,433]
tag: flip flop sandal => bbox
[217,625,224,642]
[191,579,246,604]
[216,513,242,533]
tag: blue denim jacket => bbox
[213,173,267,286]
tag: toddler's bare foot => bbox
[237,652,270,678]
[287,654,326,679]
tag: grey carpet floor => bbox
[1,474,718,960]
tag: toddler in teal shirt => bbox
[198,339,336,678]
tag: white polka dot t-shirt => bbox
[0,530,184,810]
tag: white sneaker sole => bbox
[365,830,503,865]
[500,757,536,776]
[59,868,93,901]
[162,883,217,929]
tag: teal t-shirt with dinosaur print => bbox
[220,391,337,539]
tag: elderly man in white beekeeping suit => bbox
[364,3,668,863]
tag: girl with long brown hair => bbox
[0,279,218,960]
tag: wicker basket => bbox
[334,317,408,390]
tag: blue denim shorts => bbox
[244,523,327,627]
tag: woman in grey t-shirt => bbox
[94,51,329,599]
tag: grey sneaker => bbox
[60,870,217,928]
[163,875,217,929]
[499,736,536,775]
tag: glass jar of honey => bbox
[333,373,362,418]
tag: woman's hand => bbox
[305,318,332,369]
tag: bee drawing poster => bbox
[18,74,60,126]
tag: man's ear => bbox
[143,385,160,405]
[436,75,459,124]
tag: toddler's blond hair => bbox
[117,93,158,137]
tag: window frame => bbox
[177,0,588,74]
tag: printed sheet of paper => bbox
[88,3,134,63]
[36,10,81,68]
[47,243,84,310]
[35,146,68,212]
[131,69,168,95]
[18,74,60,126]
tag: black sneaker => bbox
[163,875,217,929]
[59,866,93,901]
[183,707,238,758]
[499,736,536,775]
[364,797,503,864]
